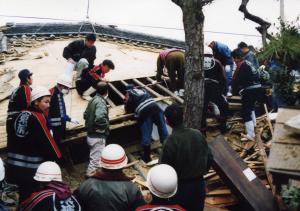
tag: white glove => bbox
[151,80,157,85]
[70,118,80,124]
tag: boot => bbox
[142,145,151,163]
[245,121,255,139]
[82,87,96,101]
[251,111,257,127]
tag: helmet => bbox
[18,69,33,81]
[57,74,72,88]
[0,158,5,181]
[31,86,51,102]
[100,144,128,170]
[204,46,212,55]
[147,164,178,199]
[34,161,62,182]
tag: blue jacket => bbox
[213,42,234,66]
[244,51,259,69]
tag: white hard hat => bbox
[31,86,51,102]
[204,46,213,55]
[147,164,178,199]
[57,74,72,88]
[34,161,62,182]
[100,144,128,170]
[0,158,5,181]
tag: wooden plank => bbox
[132,78,161,98]
[209,136,277,211]
[108,82,125,99]
[127,153,147,180]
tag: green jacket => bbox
[160,125,213,180]
[84,94,109,137]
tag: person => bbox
[201,48,229,135]
[124,85,168,163]
[231,48,265,139]
[6,86,62,202]
[76,59,115,101]
[75,144,145,211]
[238,42,259,69]
[135,164,186,211]
[156,49,185,96]
[19,161,81,211]
[83,82,109,176]
[208,41,234,96]
[48,74,79,145]
[160,104,213,211]
[8,69,33,113]
[63,33,97,78]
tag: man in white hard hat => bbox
[135,164,186,211]
[6,86,62,202]
[19,161,81,211]
[75,144,145,211]
[48,74,79,145]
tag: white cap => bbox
[31,86,51,102]
[0,158,5,181]
[100,144,128,170]
[57,74,72,88]
[34,161,62,182]
[147,164,178,199]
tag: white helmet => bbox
[31,86,51,102]
[204,46,213,55]
[100,144,128,170]
[0,158,5,181]
[34,161,62,182]
[57,74,72,88]
[147,164,178,199]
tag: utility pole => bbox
[280,0,285,22]
[86,0,90,21]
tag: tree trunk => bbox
[172,0,211,130]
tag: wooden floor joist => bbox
[108,82,125,99]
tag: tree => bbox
[171,0,213,129]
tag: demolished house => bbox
[0,22,299,211]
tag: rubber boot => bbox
[251,111,257,127]
[245,121,255,139]
[142,145,151,163]
[82,87,96,101]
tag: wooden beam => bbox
[108,82,125,99]
[132,78,161,98]
[120,80,129,86]
[127,153,147,180]
[106,97,116,107]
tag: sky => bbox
[0,0,299,48]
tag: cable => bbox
[0,14,80,22]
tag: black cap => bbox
[18,69,32,81]
[102,60,115,70]
[238,42,248,49]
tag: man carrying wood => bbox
[7,69,33,113]
[83,82,109,177]
[231,48,265,140]
[124,85,168,163]
[160,104,213,211]
[156,49,185,97]
[76,59,114,101]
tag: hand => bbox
[161,76,169,81]
[68,58,76,64]
[70,118,80,124]
[151,80,157,85]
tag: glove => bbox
[68,58,76,64]
[151,80,157,85]
[70,118,80,124]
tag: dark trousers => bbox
[165,52,185,92]
[241,88,264,122]
[201,81,228,132]
[52,126,66,146]
[174,178,205,211]
[140,111,168,146]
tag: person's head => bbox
[100,144,128,170]
[208,41,215,49]
[164,104,183,128]
[34,161,62,187]
[57,74,72,95]
[101,60,115,74]
[238,41,249,54]
[31,86,51,114]
[147,164,178,199]
[95,81,108,96]
[18,69,33,85]
[231,48,244,64]
[85,33,97,48]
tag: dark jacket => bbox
[6,108,62,185]
[212,42,233,66]
[160,125,213,180]
[243,50,259,69]
[19,181,81,211]
[48,86,71,129]
[8,85,31,113]
[75,169,145,211]
[232,60,260,94]
[204,56,226,91]
[125,88,161,120]
[63,40,96,68]
[136,204,186,211]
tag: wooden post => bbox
[264,104,274,137]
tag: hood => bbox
[46,181,72,200]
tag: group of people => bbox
[0,32,266,210]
